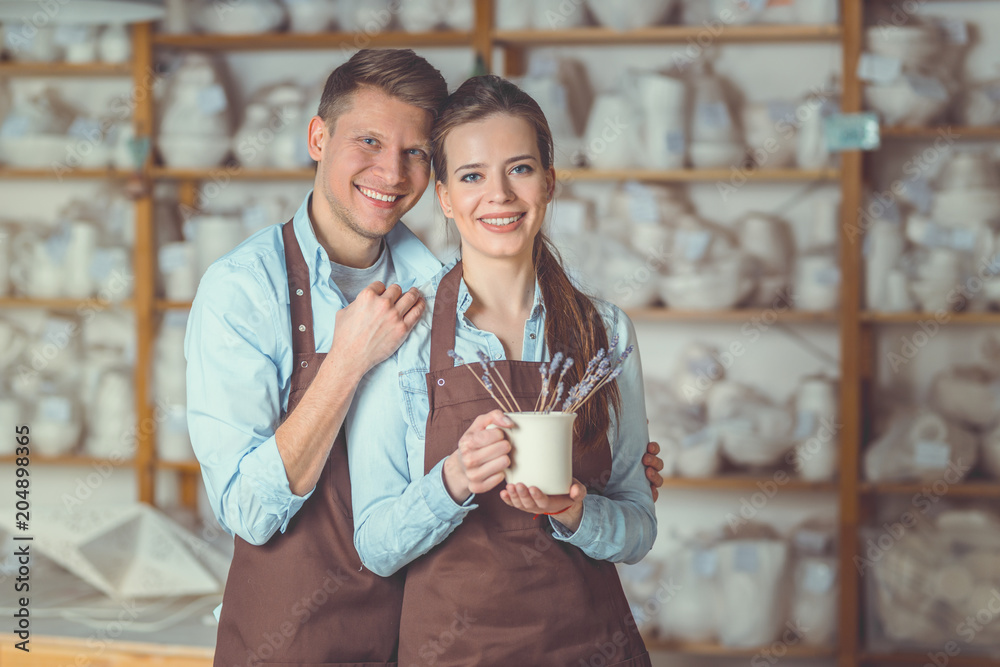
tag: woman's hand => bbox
[500,479,588,533]
[442,409,513,503]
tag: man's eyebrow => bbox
[353,129,386,140]
[454,154,537,173]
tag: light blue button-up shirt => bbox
[345,259,657,577]
[184,191,443,546]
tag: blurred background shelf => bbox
[859,652,1000,666]
[0,61,133,76]
[0,168,132,179]
[860,481,1000,497]
[660,475,838,492]
[644,639,837,657]
[861,311,1000,324]
[0,454,134,467]
[493,24,843,46]
[0,297,133,310]
[156,460,201,473]
[151,166,314,181]
[156,299,193,310]
[556,167,841,182]
[151,31,474,51]
[627,307,837,322]
[880,125,1000,140]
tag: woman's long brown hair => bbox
[431,74,621,452]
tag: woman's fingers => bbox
[461,438,510,471]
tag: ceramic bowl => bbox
[660,265,754,311]
[585,0,676,30]
[286,0,336,32]
[689,141,746,169]
[193,0,286,33]
[864,79,949,128]
[932,189,1000,226]
[0,135,73,169]
[866,24,942,70]
[158,135,231,168]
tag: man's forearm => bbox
[275,350,366,496]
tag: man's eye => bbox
[362,138,377,146]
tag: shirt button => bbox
[529,333,536,339]
[296,288,304,296]
[298,324,306,332]
[495,353,502,360]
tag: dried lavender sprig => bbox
[458,361,514,413]
[547,358,573,412]
[570,367,624,413]
[482,372,516,414]
[489,358,522,413]
[545,382,564,414]
[447,349,465,365]
[534,364,547,412]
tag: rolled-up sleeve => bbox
[346,354,475,577]
[185,261,310,546]
[550,307,657,564]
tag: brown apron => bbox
[397,261,650,666]
[213,220,405,667]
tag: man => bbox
[186,49,665,667]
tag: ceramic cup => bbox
[490,411,576,495]
[10,231,65,298]
[64,220,100,299]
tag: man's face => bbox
[308,86,433,243]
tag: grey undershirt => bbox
[329,241,396,303]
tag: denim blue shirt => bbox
[184,191,442,546]
[345,259,657,577]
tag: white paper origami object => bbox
[0,504,230,600]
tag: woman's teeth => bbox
[480,214,523,226]
[359,186,400,202]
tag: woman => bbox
[346,74,655,666]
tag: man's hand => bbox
[643,441,664,501]
[442,410,513,503]
[330,281,424,377]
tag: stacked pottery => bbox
[687,59,744,169]
[519,58,593,169]
[585,0,676,30]
[86,368,135,458]
[792,375,839,481]
[158,54,232,168]
[742,100,797,169]
[862,19,962,128]
[582,93,642,169]
[863,407,978,483]
[659,536,721,642]
[789,521,838,646]
[631,70,687,169]
[282,0,338,33]
[154,312,188,406]
[191,0,286,33]
[659,214,754,310]
[707,381,794,468]
[714,530,790,647]
[33,382,83,457]
[865,213,907,311]
[187,214,245,279]
[0,84,84,169]
[736,212,793,307]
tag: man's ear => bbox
[307,116,327,162]
[435,180,453,219]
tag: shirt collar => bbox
[292,190,442,291]
[445,256,546,319]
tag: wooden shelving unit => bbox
[8,1,999,664]
[0,297,132,310]
[493,23,842,46]
[860,481,1000,498]
[0,61,132,76]
[645,639,837,657]
[662,475,838,492]
[0,454,133,466]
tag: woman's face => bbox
[436,113,555,264]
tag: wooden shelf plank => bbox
[0,168,131,180]
[644,639,836,657]
[628,307,837,322]
[0,297,132,310]
[157,460,201,473]
[558,167,840,182]
[862,311,1000,324]
[151,166,314,181]
[157,299,193,310]
[152,30,473,51]
[860,652,1000,666]
[661,476,837,492]
[0,454,133,467]
[0,61,133,76]
[494,24,842,46]
[860,481,1000,497]
[881,125,1000,140]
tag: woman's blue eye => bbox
[460,173,481,183]
[511,164,532,174]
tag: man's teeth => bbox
[480,214,522,226]
[360,186,400,202]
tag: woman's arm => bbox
[502,306,657,563]
[345,356,476,576]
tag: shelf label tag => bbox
[676,229,712,261]
[693,548,719,578]
[665,129,686,156]
[697,102,732,131]
[39,396,73,423]
[0,114,30,139]
[197,85,228,115]
[624,181,660,225]
[914,440,950,469]
[857,53,902,84]
[902,178,933,214]
[734,544,759,573]
[824,112,881,152]
[906,74,949,102]
[802,559,836,594]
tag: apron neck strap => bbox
[429,260,464,372]
[282,219,316,355]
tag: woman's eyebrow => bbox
[454,154,538,173]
